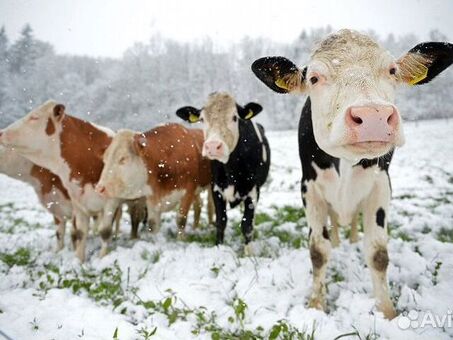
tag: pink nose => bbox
[346,105,398,143]
[203,140,225,158]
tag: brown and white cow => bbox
[95,124,213,237]
[252,29,453,319]
[0,146,72,250]
[0,101,124,262]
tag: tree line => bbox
[0,24,451,131]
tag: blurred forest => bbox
[0,24,451,131]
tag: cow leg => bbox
[329,211,340,248]
[146,198,161,234]
[241,195,256,256]
[72,209,90,262]
[54,216,66,251]
[99,200,120,258]
[113,206,122,239]
[192,193,202,229]
[305,182,330,311]
[207,187,215,225]
[177,190,195,239]
[362,174,395,320]
[213,188,227,245]
[350,212,359,243]
[128,201,140,239]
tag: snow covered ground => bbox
[0,119,452,340]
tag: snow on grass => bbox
[0,119,452,339]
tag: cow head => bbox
[176,92,263,163]
[0,100,65,161]
[252,29,453,161]
[96,129,150,199]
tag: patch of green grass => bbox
[0,247,33,267]
[394,231,414,242]
[255,212,273,225]
[36,261,126,308]
[432,261,442,286]
[137,326,157,339]
[182,229,217,246]
[437,228,453,243]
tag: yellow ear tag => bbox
[244,110,254,120]
[275,78,289,90]
[189,114,199,123]
[409,65,428,85]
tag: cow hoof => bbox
[76,250,86,263]
[308,297,325,311]
[378,301,397,320]
[244,243,254,256]
[177,231,186,241]
[99,246,109,258]
[55,243,64,253]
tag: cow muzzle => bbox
[345,105,399,144]
[202,140,228,162]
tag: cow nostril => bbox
[216,144,222,150]
[351,115,363,125]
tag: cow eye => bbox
[389,66,397,76]
[29,116,39,122]
[119,157,127,165]
[310,76,319,85]
[233,116,238,122]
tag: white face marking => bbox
[304,30,405,161]
[98,130,151,199]
[0,100,63,164]
[199,92,240,163]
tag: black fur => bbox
[251,56,302,93]
[376,207,386,228]
[409,42,453,85]
[211,119,270,245]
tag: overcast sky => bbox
[1,0,452,58]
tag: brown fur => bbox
[373,247,389,272]
[310,245,326,269]
[60,115,112,187]
[30,165,70,199]
[45,118,55,135]
[134,123,211,206]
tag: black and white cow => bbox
[251,29,453,319]
[176,92,270,253]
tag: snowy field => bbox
[0,119,452,340]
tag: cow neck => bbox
[59,115,112,187]
[30,165,70,199]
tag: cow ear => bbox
[237,102,263,120]
[133,133,147,155]
[176,106,201,123]
[397,42,453,85]
[251,56,307,93]
[53,104,65,121]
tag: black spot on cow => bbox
[376,207,386,228]
[298,98,340,183]
[322,226,330,240]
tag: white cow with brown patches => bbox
[0,146,72,251]
[96,124,213,237]
[252,29,453,319]
[0,101,122,262]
